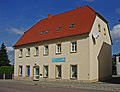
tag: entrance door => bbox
[33,66,39,80]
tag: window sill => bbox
[26,55,30,57]
[70,78,77,80]
[70,51,77,53]
[56,77,61,79]
[56,52,61,55]
[43,76,48,78]
[19,56,22,58]
[34,55,38,57]
[44,54,49,56]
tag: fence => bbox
[0,74,13,79]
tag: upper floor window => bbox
[19,49,23,58]
[98,24,101,32]
[69,24,75,28]
[104,28,106,35]
[71,41,77,53]
[34,47,39,56]
[56,44,61,54]
[26,48,30,57]
[44,45,49,55]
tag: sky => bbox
[0,0,120,64]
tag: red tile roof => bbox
[14,6,97,47]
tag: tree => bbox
[0,43,10,67]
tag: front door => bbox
[33,66,39,80]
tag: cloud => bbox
[6,27,25,35]
[110,24,120,42]
[116,8,120,15]
[82,0,95,3]
[6,46,14,52]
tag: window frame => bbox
[104,28,106,35]
[34,47,39,56]
[44,45,49,56]
[26,48,30,57]
[19,49,23,58]
[26,66,30,77]
[70,41,77,53]
[70,65,77,79]
[19,66,22,76]
[69,24,75,28]
[43,65,49,78]
[55,65,62,79]
[56,44,61,54]
[98,24,101,32]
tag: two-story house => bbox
[14,6,112,82]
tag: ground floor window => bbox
[43,66,48,78]
[19,66,22,76]
[26,66,30,77]
[56,65,62,78]
[71,65,77,79]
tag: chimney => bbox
[48,14,52,19]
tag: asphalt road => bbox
[0,80,109,92]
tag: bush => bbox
[0,66,14,74]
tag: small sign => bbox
[52,58,65,62]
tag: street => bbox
[0,80,108,92]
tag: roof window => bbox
[56,26,62,32]
[69,24,75,28]
[40,30,50,35]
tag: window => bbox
[56,65,62,78]
[98,24,101,32]
[104,28,106,35]
[26,66,30,77]
[19,66,22,76]
[56,44,61,54]
[71,41,77,52]
[56,26,62,32]
[34,47,39,56]
[71,65,77,79]
[69,24,75,28]
[44,45,49,55]
[19,49,23,58]
[26,48,30,57]
[43,66,48,78]
[119,57,120,62]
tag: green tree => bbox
[0,43,10,67]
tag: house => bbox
[116,55,120,76]
[14,6,112,82]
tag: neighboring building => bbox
[116,55,120,76]
[14,6,112,82]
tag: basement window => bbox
[69,24,75,28]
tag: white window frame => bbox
[34,47,39,56]
[26,66,30,77]
[56,44,61,54]
[71,41,77,52]
[43,66,49,78]
[26,48,30,57]
[19,66,22,76]
[55,65,62,78]
[70,65,77,79]
[19,49,23,58]
[44,45,49,55]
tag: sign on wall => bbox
[52,57,65,62]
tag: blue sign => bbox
[52,58,65,62]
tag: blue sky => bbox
[0,0,120,64]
